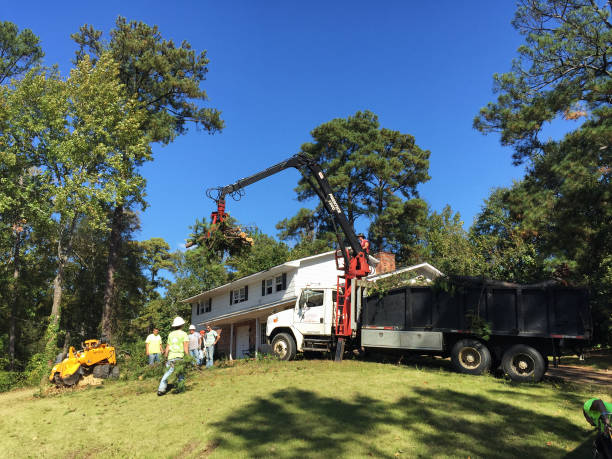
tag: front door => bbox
[236,325,250,358]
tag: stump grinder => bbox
[49,339,118,386]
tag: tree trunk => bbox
[101,205,123,341]
[9,230,21,370]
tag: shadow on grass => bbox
[211,386,588,458]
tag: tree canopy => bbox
[473,0,612,343]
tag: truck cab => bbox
[266,286,335,359]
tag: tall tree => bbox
[474,0,612,342]
[291,110,430,253]
[3,53,151,371]
[0,21,44,368]
[71,17,224,339]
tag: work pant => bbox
[158,358,184,393]
[205,345,214,368]
[148,353,161,365]
[189,349,200,365]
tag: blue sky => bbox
[4,1,534,251]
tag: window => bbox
[262,273,287,296]
[299,289,324,309]
[260,322,267,345]
[230,285,248,304]
[197,298,212,314]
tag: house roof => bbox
[195,296,298,327]
[368,262,444,282]
[183,250,337,303]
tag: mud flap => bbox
[334,338,345,362]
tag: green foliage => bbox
[365,271,424,299]
[465,312,492,341]
[71,17,224,144]
[474,0,611,164]
[285,110,430,253]
[226,230,290,279]
[474,0,612,343]
[0,21,43,84]
[115,341,164,382]
[0,371,23,392]
[418,206,485,276]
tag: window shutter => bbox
[282,273,287,290]
[262,280,266,296]
[245,285,248,301]
[229,291,233,304]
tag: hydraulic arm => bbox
[206,152,370,336]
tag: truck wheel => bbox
[271,333,296,361]
[451,339,492,375]
[501,345,545,382]
[93,364,110,379]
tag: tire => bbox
[271,333,296,361]
[451,339,492,375]
[501,344,545,382]
[93,364,111,379]
[108,365,120,379]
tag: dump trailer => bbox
[266,280,592,382]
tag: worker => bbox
[583,398,612,457]
[357,233,370,253]
[145,327,163,365]
[157,316,189,396]
[187,324,201,365]
[203,323,220,368]
[198,330,206,365]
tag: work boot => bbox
[157,390,165,396]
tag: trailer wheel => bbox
[451,339,492,375]
[501,345,545,382]
[271,333,296,361]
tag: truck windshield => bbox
[299,289,324,308]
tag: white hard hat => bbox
[189,324,196,330]
[171,316,185,327]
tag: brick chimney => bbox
[374,252,395,275]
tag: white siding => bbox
[191,270,300,324]
[189,252,339,325]
[293,257,338,290]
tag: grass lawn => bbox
[1,358,610,458]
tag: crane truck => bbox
[206,153,592,382]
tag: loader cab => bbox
[293,287,333,336]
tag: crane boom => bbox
[206,152,370,337]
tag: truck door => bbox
[294,289,325,335]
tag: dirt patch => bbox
[199,441,219,457]
[177,439,201,456]
[546,364,611,388]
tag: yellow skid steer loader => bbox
[49,339,118,386]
